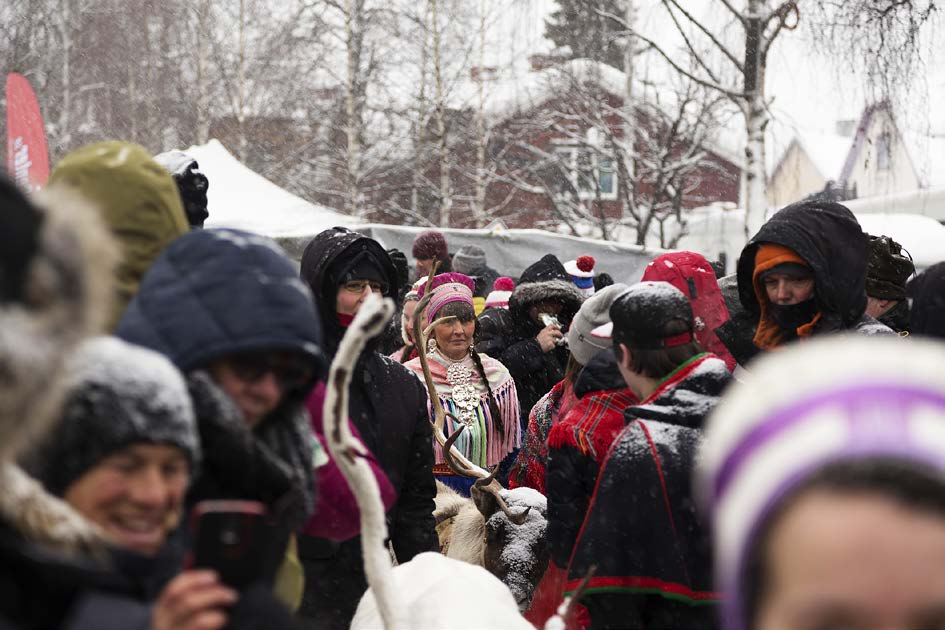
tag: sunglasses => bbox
[225,352,314,391]
[341,279,386,294]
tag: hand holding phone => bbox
[152,570,236,630]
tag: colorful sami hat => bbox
[696,336,945,630]
[417,272,475,325]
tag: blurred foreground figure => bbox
[698,336,945,630]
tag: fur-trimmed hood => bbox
[0,181,117,555]
[0,185,116,462]
[508,279,584,334]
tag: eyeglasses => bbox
[341,280,385,294]
[225,352,315,391]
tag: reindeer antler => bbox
[323,294,405,630]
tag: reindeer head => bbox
[479,486,549,611]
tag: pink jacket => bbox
[301,383,397,540]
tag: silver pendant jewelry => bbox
[446,362,479,426]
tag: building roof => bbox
[449,58,744,167]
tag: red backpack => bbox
[641,251,737,371]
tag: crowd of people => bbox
[1,140,945,630]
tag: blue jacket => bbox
[116,228,323,373]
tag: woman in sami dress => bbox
[404,273,521,495]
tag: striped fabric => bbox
[405,352,521,469]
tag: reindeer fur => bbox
[0,186,116,555]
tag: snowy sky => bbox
[486,1,945,142]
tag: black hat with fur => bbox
[866,234,915,301]
[508,254,584,330]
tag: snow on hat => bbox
[568,283,629,365]
[565,255,597,296]
[696,336,945,630]
[31,336,199,496]
[485,277,514,309]
[412,230,449,261]
[417,272,475,325]
[452,245,487,275]
[593,281,694,349]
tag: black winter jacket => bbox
[716,201,892,365]
[297,228,437,630]
[546,349,632,569]
[477,254,584,420]
[909,262,945,339]
[567,354,731,630]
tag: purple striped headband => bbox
[418,272,475,326]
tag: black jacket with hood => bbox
[477,254,584,420]
[296,228,437,630]
[715,201,892,365]
[546,349,635,570]
[567,354,731,630]
[116,228,324,591]
[908,262,945,340]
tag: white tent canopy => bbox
[185,139,357,237]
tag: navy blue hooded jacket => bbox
[116,228,324,372]
[116,229,325,587]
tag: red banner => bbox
[5,73,50,191]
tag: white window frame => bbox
[553,144,619,201]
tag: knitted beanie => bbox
[452,245,487,275]
[417,272,475,325]
[485,277,514,309]
[31,336,200,496]
[697,336,945,630]
[567,283,628,365]
[564,255,597,296]
[412,230,449,261]
[865,234,914,300]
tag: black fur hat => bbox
[866,235,914,301]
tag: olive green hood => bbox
[49,141,188,328]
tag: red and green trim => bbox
[563,575,721,605]
[639,353,711,406]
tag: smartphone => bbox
[190,500,269,589]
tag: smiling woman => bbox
[29,336,199,557]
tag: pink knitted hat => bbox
[417,272,475,325]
